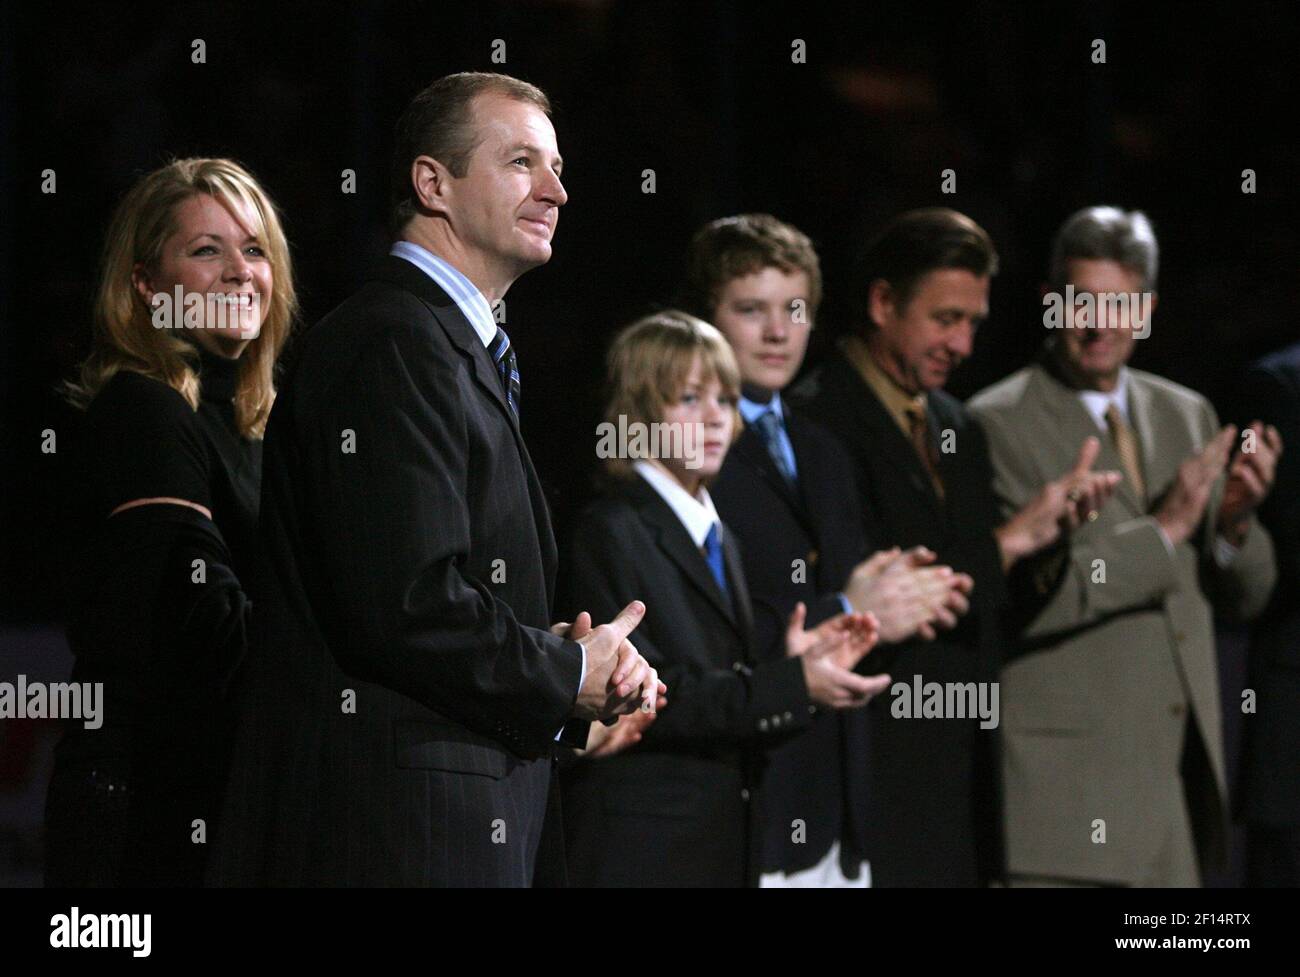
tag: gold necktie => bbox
[1105,403,1146,502]
[906,403,944,499]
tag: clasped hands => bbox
[843,545,974,643]
[551,602,666,756]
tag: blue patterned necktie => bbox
[491,327,520,418]
[753,408,797,488]
[703,523,728,598]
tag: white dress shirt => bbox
[391,240,498,346]
[1077,366,1134,431]
[633,460,722,548]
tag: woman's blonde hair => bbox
[64,157,298,439]
[602,310,743,479]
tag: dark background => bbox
[1,0,1297,883]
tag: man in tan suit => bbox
[970,206,1280,886]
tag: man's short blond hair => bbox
[389,71,552,237]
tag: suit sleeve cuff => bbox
[1212,533,1241,568]
[1155,523,1175,557]
[554,644,587,741]
[749,655,815,736]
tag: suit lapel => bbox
[782,410,834,540]
[732,423,810,529]
[722,530,754,642]
[628,478,742,636]
[374,256,518,432]
[432,308,519,435]
[841,359,944,518]
[372,256,559,596]
[517,436,560,603]
[1126,373,1173,504]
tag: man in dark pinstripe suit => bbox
[211,72,663,887]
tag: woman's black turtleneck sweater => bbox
[45,348,259,887]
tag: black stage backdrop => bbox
[1,0,1297,886]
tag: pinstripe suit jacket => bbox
[211,256,586,887]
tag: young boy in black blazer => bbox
[559,310,887,887]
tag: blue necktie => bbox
[703,523,728,598]
[753,409,797,488]
[491,327,520,417]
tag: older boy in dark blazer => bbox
[686,215,973,885]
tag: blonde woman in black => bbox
[45,158,297,886]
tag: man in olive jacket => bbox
[970,207,1278,886]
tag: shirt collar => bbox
[1077,366,1132,430]
[633,460,721,549]
[738,390,785,425]
[842,334,927,435]
[390,241,498,348]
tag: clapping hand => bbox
[783,603,891,710]
[1217,421,1282,544]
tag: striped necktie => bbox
[491,327,520,418]
[905,402,944,499]
[753,408,797,489]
